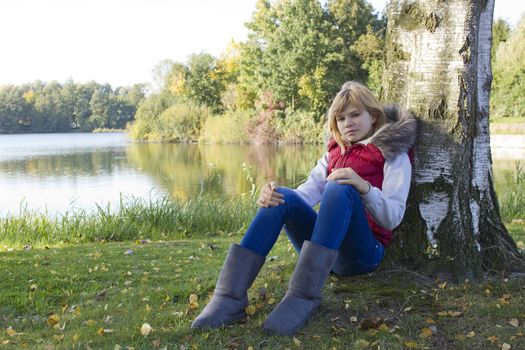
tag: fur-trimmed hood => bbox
[367,105,418,160]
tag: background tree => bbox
[382,0,524,278]
[491,16,525,119]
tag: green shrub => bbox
[199,110,252,144]
[155,103,210,142]
[274,108,326,144]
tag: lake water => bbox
[0,132,522,217]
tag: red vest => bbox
[327,139,393,247]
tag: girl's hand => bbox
[258,181,285,208]
[326,167,371,195]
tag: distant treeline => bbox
[1,0,522,139]
[0,81,145,133]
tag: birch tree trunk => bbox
[381,0,524,278]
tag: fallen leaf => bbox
[53,334,64,341]
[97,328,105,336]
[6,327,16,337]
[30,284,37,292]
[425,318,435,324]
[487,335,498,343]
[419,327,433,339]
[403,341,418,348]
[354,339,369,349]
[47,314,60,326]
[502,343,511,350]
[508,318,519,328]
[188,294,199,309]
[83,319,96,326]
[293,337,301,347]
[141,323,153,336]
[466,331,475,338]
[245,305,256,316]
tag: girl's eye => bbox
[337,116,345,122]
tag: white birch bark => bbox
[382,0,524,276]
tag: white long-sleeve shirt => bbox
[293,150,412,230]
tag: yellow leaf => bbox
[419,327,433,339]
[72,334,79,342]
[502,343,511,350]
[140,323,153,336]
[245,305,256,316]
[30,284,37,291]
[403,341,418,348]
[247,347,254,350]
[97,328,105,336]
[425,318,435,324]
[466,331,475,338]
[146,304,152,314]
[6,327,16,337]
[378,324,389,332]
[517,241,525,249]
[487,335,498,343]
[354,339,369,349]
[53,334,64,341]
[83,319,96,326]
[450,311,463,317]
[508,318,519,327]
[454,334,466,341]
[47,314,60,326]
[293,337,301,347]
[438,281,447,289]
[268,297,276,305]
[188,294,199,309]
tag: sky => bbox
[0,0,523,88]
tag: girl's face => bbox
[336,104,377,144]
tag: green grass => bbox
[1,235,524,349]
[0,195,257,250]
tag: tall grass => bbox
[0,194,258,247]
[499,160,525,222]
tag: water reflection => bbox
[126,143,324,199]
[0,132,521,216]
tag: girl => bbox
[191,81,417,335]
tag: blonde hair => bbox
[327,81,386,153]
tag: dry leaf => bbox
[47,314,60,326]
[426,318,435,324]
[6,327,16,337]
[419,327,433,339]
[293,337,301,347]
[466,331,475,338]
[83,319,96,326]
[508,318,519,328]
[245,305,256,315]
[53,334,64,341]
[487,335,499,343]
[188,294,199,309]
[502,343,511,350]
[141,323,153,336]
[354,339,369,349]
[404,341,418,348]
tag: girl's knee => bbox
[324,181,359,198]
[275,187,298,201]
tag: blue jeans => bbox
[240,181,385,276]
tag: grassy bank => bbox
[0,195,257,250]
[1,236,524,349]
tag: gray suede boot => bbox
[191,244,265,329]
[263,241,338,335]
